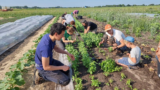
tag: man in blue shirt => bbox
[34,23,75,86]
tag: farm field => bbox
[0,6,160,90]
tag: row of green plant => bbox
[74,18,84,32]
[83,11,160,42]
[65,44,83,90]
[0,16,59,90]
[81,32,103,48]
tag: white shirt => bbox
[64,14,75,24]
[106,29,125,45]
[128,46,141,65]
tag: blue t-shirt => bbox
[35,34,56,70]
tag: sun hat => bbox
[125,36,135,43]
[105,24,112,31]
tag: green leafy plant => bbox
[144,55,150,59]
[88,61,97,74]
[103,72,110,77]
[106,82,110,86]
[126,29,130,35]
[96,87,101,90]
[99,59,122,72]
[151,48,156,52]
[91,79,101,87]
[114,86,119,90]
[133,88,138,90]
[120,73,126,81]
[108,47,113,52]
[126,79,132,90]
[75,78,83,90]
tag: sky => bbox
[0,0,160,7]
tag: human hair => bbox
[82,20,88,24]
[66,26,75,34]
[50,23,66,36]
[124,40,134,45]
[70,21,75,25]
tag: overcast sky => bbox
[0,0,160,7]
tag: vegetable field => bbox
[0,6,160,90]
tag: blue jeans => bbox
[118,57,134,66]
[38,60,70,86]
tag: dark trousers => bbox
[156,56,160,77]
[38,60,70,86]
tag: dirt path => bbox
[23,17,73,90]
[0,17,4,20]
[0,17,55,89]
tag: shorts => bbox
[38,60,70,85]
[118,57,134,66]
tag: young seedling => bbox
[75,78,83,90]
[109,79,113,86]
[96,87,101,90]
[126,79,132,90]
[103,72,110,77]
[144,55,150,59]
[120,73,126,81]
[106,82,110,86]
[114,86,119,90]
[151,48,156,52]
[91,79,101,87]
[108,47,113,52]
[133,88,138,90]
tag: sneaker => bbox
[128,65,139,70]
[34,69,45,85]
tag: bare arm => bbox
[84,26,90,34]
[128,54,137,63]
[117,39,125,48]
[62,37,74,43]
[54,45,75,61]
[42,57,69,71]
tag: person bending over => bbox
[82,20,97,34]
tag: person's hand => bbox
[99,41,102,46]
[112,47,117,50]
[70,40,75,43]
[67,53,75,61]
[156,48,160,59]
[62,65,69,71]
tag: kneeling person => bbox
[34,23,75,86]
[99,24,126,51]
[56,26,76,50]
[116,36,141,68]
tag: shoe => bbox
[128,65,139,70]
[34,69,45,85]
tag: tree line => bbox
[0,4,160,9]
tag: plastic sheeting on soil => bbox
[56,50,74,90]
[126,13,160,18]
[0,15,53,55]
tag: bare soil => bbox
[75,16,160,90]
[0,17,56,90]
